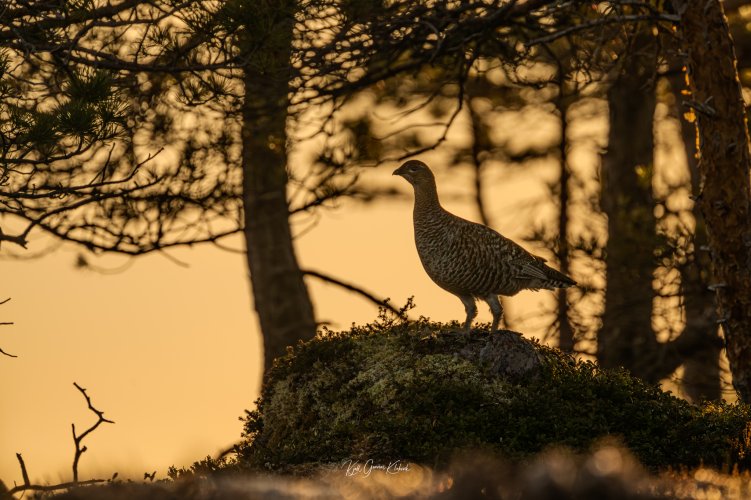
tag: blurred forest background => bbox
[3,0,751,487]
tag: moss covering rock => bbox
[239,318,751,471]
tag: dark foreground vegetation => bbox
[239,319,751,472]
[41,449,751,500]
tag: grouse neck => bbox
[412,179,443,219]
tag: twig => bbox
[0,226,28,249]
[302,269,408,319]
[525,13,679,47]
[71,382,115,482]
[8,476,108,495]
[16,453,30,486]
[8,381,115,497]
[0,148,164,252]
[1,298,16,358]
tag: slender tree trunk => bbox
[468,98,514,329]
[598,34,660,380]
[671,0,751,402]
[240,2,316,374]
[681,254,722,402]
[556,92,573,353]
[468,102,490,228]
[669,73,721,402]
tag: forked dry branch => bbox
[5,383,115,498]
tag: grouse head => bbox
[392,160,435,188]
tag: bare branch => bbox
[71,382,115,482]
[0,227,28,250]
[525,13,679,47]
[15,453,29,486]
[8,383,114,496]
[8,477,108,496]
[1,298,15,357]
[302,269,407,319]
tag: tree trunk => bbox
[556,90,573,353]
[669,73,722,402]
[240,2,317,374]
[598,34,660,381]
[468,102,491,228]
[671,0,751,402]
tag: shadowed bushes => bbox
[239,319,751,471]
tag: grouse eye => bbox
[408,165,418,172]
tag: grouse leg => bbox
[459,295,477,333]
[484,294,504,333]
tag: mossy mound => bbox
[239,320,751,471]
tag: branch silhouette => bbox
[7,382,115,497]
[0,298,16,358]
[302,269,408,319]
[71,382,115,482]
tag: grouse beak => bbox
[392,166,406,177]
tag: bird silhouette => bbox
[393,159,576,333]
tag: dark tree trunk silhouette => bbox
[671,0,751,403]
[556,87,573,353]
[669,73,721,402]
[241,3,316,374]
[598,34,659,380]
[469,103,491,228]
[680,236,723,401]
